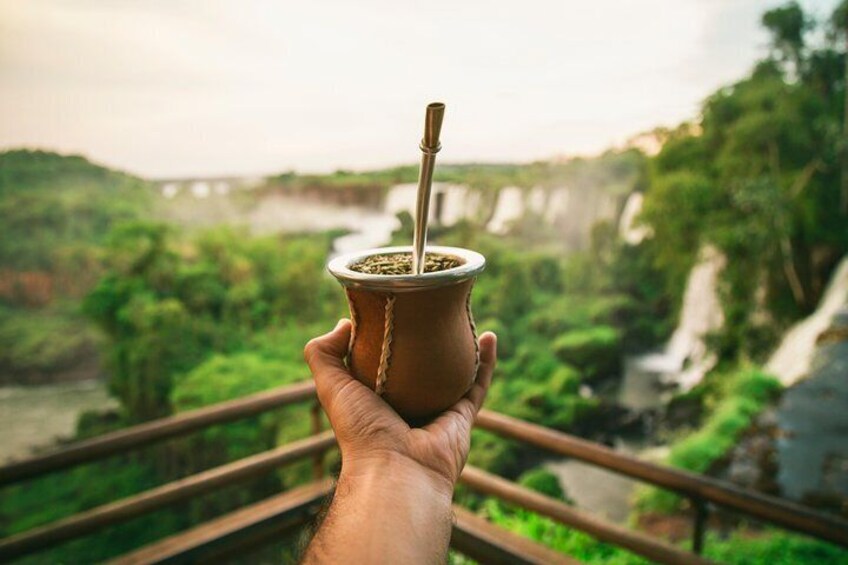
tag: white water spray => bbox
[618,192,651,245]
[635,245,726,391]
[766,256,848,386]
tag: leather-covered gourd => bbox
[328,246,485,420]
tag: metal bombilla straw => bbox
[412,102,445,275]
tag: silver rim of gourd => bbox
[328,245,485,292]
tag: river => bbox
[544,357,670,522]
[0,380,117,464]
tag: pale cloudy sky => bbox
[0,0,838,178]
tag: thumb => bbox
[304,319,353,400]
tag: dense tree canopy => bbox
[641,1,848,358]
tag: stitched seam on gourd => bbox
[345,288,358,368]
[376,293,395,395]
[466,282,480,380]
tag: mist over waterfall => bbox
[634,245,726,391]
[766,256,848,386]
[329,182,626,256]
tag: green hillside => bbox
[0,150,151,382]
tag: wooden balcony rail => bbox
[2,380,846,563]
[107,479,335,565]
[476,409,848,550]
[0,380,317,487]
[0,431,336,562]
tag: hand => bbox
[302,319,496,564]
[304,318,497,491]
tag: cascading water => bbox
[765,256,848,386]
[329,182,629,255]
[487,186,525,234]
[618,192,651,245]
[632,245,726,391]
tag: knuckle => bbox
[303,338,321,363]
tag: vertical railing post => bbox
[310,402,325,479]
[691,497,708,555]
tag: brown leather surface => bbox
[346,279,477,420]
[347,289,389,391]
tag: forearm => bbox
[304,452,454,564]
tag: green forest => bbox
[1,2,848,563]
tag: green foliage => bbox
[0,458,181,563]
[638,2,848,359]
[635,368,782,513]
[0,150,152,380]
[553,326,621,380]
[762,2,810,69]
[171,324,327,484]
[0,149,151,274]
[84,224,343,421]
[481,499,651,564]
[478,500,845,565]
[669,368,781,474]
[518,468,568,501]
[702,528,848,564]
[0,303,98,379]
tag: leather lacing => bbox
[375,293,396,395]
[466,281,480,380]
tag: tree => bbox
[762,2,810,76]
[831,0,848,215]
[640,1,848,358]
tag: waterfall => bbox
[381,183,628,244]
[486,187,525,234]
[527,187,547,215]
[634,245,726,391]
[765,256,848,386]
[383,183,477,226]
[618,192,651,245]
[545,189,569,223]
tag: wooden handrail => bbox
[3,381,847,560]
[108,479,334,565]
[0,380,317,487]
[461,465,714,565]
[476,409,848,549]
[0,431,336,562]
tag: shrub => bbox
[518,468,568,501]
[553,326,621,379]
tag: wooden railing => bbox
[0,380,846,564]
[474,409,848,551]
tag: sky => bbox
[0,0,839,179]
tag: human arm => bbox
[301,319,497,564]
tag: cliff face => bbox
[724,261,848,511]
[774,307,848,508]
